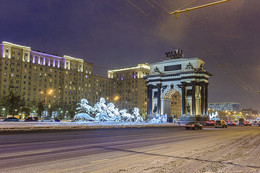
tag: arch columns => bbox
[147,84,153,115]
[157,83,162,115]
[181,82,186,115]
[191,81,196,115]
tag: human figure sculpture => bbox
[107,103,121,122]
[133,107,144,122]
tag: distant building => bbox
[241,108,258,119]
[209,102,240,112]
[108,63,150,115]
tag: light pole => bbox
[41,89,54,118]
[2,108,5,117]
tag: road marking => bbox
[90,158,109,163]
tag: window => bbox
[164,64,181,71]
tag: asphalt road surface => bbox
[0,126,259,173]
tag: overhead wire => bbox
[152,0,259,99]
[125,0,258,99]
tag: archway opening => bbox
[164,89,182,119]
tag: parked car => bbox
[244,121,252,126]
[3,117,19,122]
[185,122,203,130]
[215,120,227,128]
[41,117,54,122]
[24,117,38,122]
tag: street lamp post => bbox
[41,89,53,118]
[2,108,5,117]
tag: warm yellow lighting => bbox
[114,96,120,101]
[108,63,150,73]
[48,89,54,95]
[64,55,84,62]
[3,41,31,49]
[106,97,109,100]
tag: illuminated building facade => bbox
[91,74,112,105]
[0,41,93,109]
[208,102,240,112]
[145,49,212,119]
[108,63,150,115]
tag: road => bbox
[0,126,259,173]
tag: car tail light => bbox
[191,125,195,127]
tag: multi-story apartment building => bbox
[0,41,152,118]
[108,63,150,116]
[0,41,93,112]
[91,74,112,105]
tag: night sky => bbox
[0,0,259,112]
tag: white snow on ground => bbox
[0,122,180,131]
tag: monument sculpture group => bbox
[74,97,167,123]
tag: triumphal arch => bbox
[145,49,212,119]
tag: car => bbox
[185,122,203,130]
[215,120,227,128]
[239,118,245,126]
[41,117,54,122]
[252,121,260,126]
[3,117,19,122]
[227,121,236,126]
[54,118,60,122]
[205,120,215,126]
[24,117,38,122]
[244,121,252,126]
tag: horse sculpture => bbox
[74,113,95,122]
[120,109,134,122]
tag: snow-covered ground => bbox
[0,121,180,131]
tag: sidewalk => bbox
[0,122,181,132]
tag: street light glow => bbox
[48,89,54,95]
[114,96,120,101]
